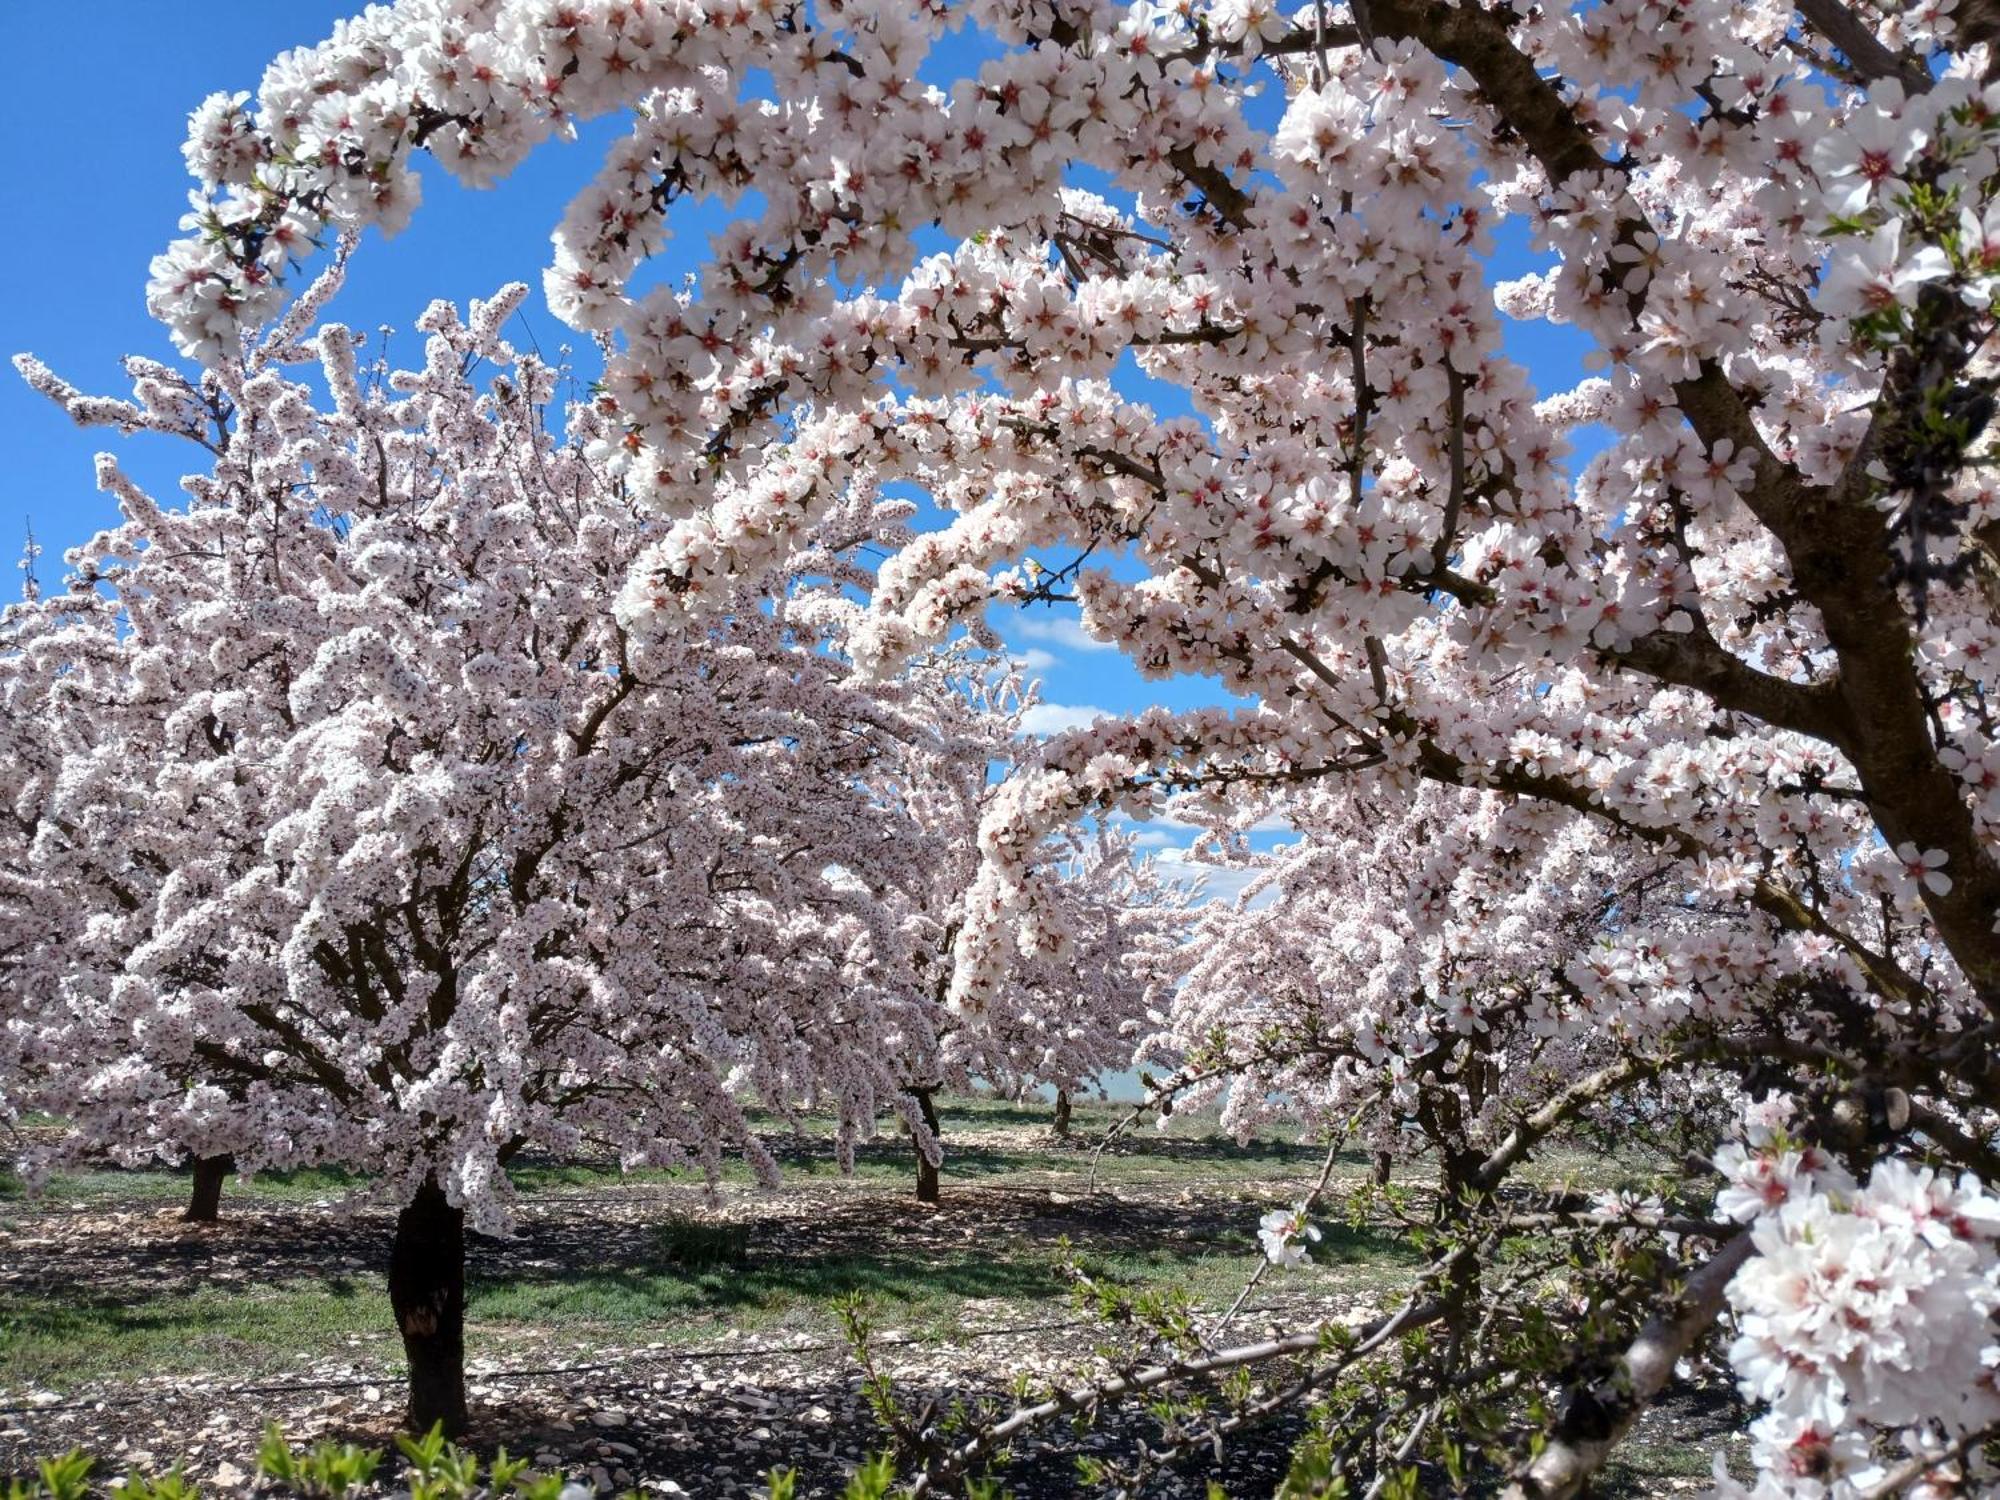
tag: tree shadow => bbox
[463,1186,1416,1331]
[1077,1133,1346,1167]
[0,1210,388,1300]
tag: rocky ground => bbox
[1,1315,1331,1497]
[0,1110,1730,1496]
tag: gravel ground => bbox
[0,1122,1732,1496]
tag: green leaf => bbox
[35,1456,91,1500]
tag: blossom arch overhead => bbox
[138,1,2000,1492]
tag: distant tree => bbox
[874,658,1189,1201]
[1144,781,1701,1151]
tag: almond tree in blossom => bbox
[131,0,2000,1491]
[871,654,1192,1199]
[1,264,987,1437]
[1139,779,1706,1155]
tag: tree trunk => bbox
[1373,1151,1394,1187]
[1052,1089,1072,1140]
[911,1087,942,1204]
[389,1178,468,1438]
[183,1154,232,1223]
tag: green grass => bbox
[0,1165,369,1206]
[0,1094,1701,1494]
[1598,1387,1743,1496]
[469,1219,1407,1333]
[0,1280,394,1389]
[467,1238,1066,1340]
[0,1091,1590,1399]
[0,1140,1327,1213]
[0,1203,1417,1394]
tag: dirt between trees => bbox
[0,1192,1328,1496]
[0,1119,1734,1496]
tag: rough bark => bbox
[389,1177,468,1437]
[183,1154,231,1223]
[1053,1089,1073,1140]
[911,1086,942,1204]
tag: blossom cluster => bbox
[1712,1103,2000,1497]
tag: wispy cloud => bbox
[1111,809,1292,838]
[1013,616,1117,652]
[1111,809,1206,834]
[1154,848,1268,906]
[1011,647,1060,672]
[1019,702,1111,736]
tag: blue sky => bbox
[6,3,594,576]
[3,4,1600,897]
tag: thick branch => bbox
[1504,1233,1753,1500]
[1471,1054,1662,1192]
[1361,0,2000,1007]
[1609,626,1844,745]
[1794,0,1932,91]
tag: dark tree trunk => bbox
[1466,1053,1495,1115]
[389,1178,468,1437]
[1373,1151,1394,1187]
[1052,1089,1073,1140]
[911,1087,942,1204]
[184,1154,232,1223]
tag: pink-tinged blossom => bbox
[1817,223,1951,320]
[1897,842,1955,896]
[1810,107,1926,216]
[1719,1140,2000,1490]
[1258,1204,1322,1268]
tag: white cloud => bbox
[1111,808,1206,834]
[819,862,867,895]
[1013,616,1117,652]
[1111,808,1292,837]
[1128,829,1177,849]
[1153,848,1276,908]
[1019,702,1112,736]
[1012,647,1060,672]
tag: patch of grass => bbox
[467,1236,1082,1336]
[0,1092,1340,1213]
[467,1213,1415,1350]
[653,1216,753,1270]
[0,1169,190,1206]
[0,1280,392,1390]
[1598,1386,1744,1496]
[1512,1151,1680,1198]
[0,1214,1407,1395]
[0,1094,1451,1404]
[0,1165,373,1210]
[502,1162,684,1193]
[0,1206,1414,1393]
[501,1137,1321,1197]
